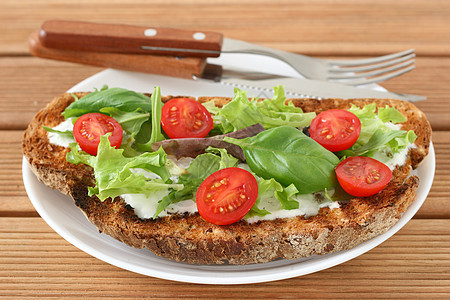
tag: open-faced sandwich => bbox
[22,85,431,265]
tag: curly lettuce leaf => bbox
[66,135,182,201]
[247,177,300,218]
[205,146,239,169]
[214,86,315,133]
[341,104,417,158]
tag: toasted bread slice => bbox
[22,92,431,265]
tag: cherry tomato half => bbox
[161,98,213,139]
[335,156,392,197]
[309,109,361,152]
[73,113,123,156]
[196,167,258,225]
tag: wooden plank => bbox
[0,57,101,130]
[2,129,450,218]
[1,0,450,56]
[0,56,450,131]
[0,131,40,216]
[417,131,450,218]
[0,218,448,298]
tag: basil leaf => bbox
[63,87,151,118]
[225,126,340,194]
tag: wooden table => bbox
[1,0,449,298]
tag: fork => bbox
[221,39,415,86]
[39,20,416,86]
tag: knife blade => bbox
[197,64,426,102]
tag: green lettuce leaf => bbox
[42,125,74,139]
[378,106,407,123]
[214,86,315,133]
[66,135,182,201]
[343,104,417,158]
[99,107,149,137]
[205,146,239,169]
[154,147,240,217]
[154,153,221,217]
[248,177,300,217]
[136,86,165,151]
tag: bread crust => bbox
[22,92,431,265]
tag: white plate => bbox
[22,58,435,284]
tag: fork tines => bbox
[326,49,416,86]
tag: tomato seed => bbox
[326,134,333,139]
[366,170,381,184]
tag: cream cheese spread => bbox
[48,118,76,146]
[47,120,413,223]
[48,117,131,148]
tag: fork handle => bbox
[39,20,223,57]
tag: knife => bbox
[31,26,425,102]
[198,64,426,102]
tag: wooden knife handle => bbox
[39,20,223,57]
[29,30,207,79]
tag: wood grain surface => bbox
[1,0,449,298]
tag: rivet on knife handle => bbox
[39,20,223,57]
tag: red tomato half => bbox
[335,156,392,197]
[196,167,258,225]
[73,113,123,156]
[161,98,213,139]
[309,109,361,152]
